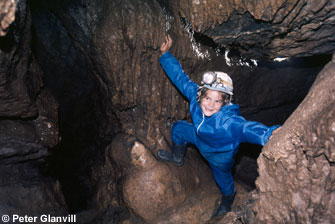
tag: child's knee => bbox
[171,121,192,145]
[172,121,185,132]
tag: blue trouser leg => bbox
[171,120,235,196]
[209,163,235,196]
[171,121,197,145]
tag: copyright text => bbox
[1,214,76,223]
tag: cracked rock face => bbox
[176,0,335,59]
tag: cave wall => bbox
[175,0,335,59]
[0,0,67,218]
[0,0,40,118]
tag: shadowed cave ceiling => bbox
[0,0,335,223]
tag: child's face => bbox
[200,89,223,117]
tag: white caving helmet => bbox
[201,71,233,95]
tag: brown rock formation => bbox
[0,0,41,118]
[0,0,63,219]
[254,54,335,223]
[122,141,187,221]
[89,134,220,223]
[175,0,335,58]
[0,0,16,36]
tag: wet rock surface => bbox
[0,0,335,223]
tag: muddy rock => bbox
[88,134,221,223]
[253,54,335,223]
[123,141,186,221]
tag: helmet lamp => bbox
[201,71,234,95]
[202,71,217,85]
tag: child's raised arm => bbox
[159,35,198,101]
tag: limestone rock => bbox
[175,0,335,59]
[0,0,42,118]
[123,141,186,221]
[0,138,68,219]
[88,134,220,223]
[0,0,16,36]
[253,54,335,223]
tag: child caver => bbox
[157,35,281,217]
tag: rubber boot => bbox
[157,143,186,166]
[212,192,236,218]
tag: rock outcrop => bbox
[88,134,220,223]
[175,0,335,59]
[253,54,335,223]
[0,0,64,220]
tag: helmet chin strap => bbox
[223,93,233,105]
[228,95,233,104]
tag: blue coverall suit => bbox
[160,51,280,196]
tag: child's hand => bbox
[269,127,281,140]
[160,35,173,55]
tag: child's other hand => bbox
[160,35,173,55]
[269,127,281,140]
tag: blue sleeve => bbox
[229,116,281,146]
[160,51,198,101]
